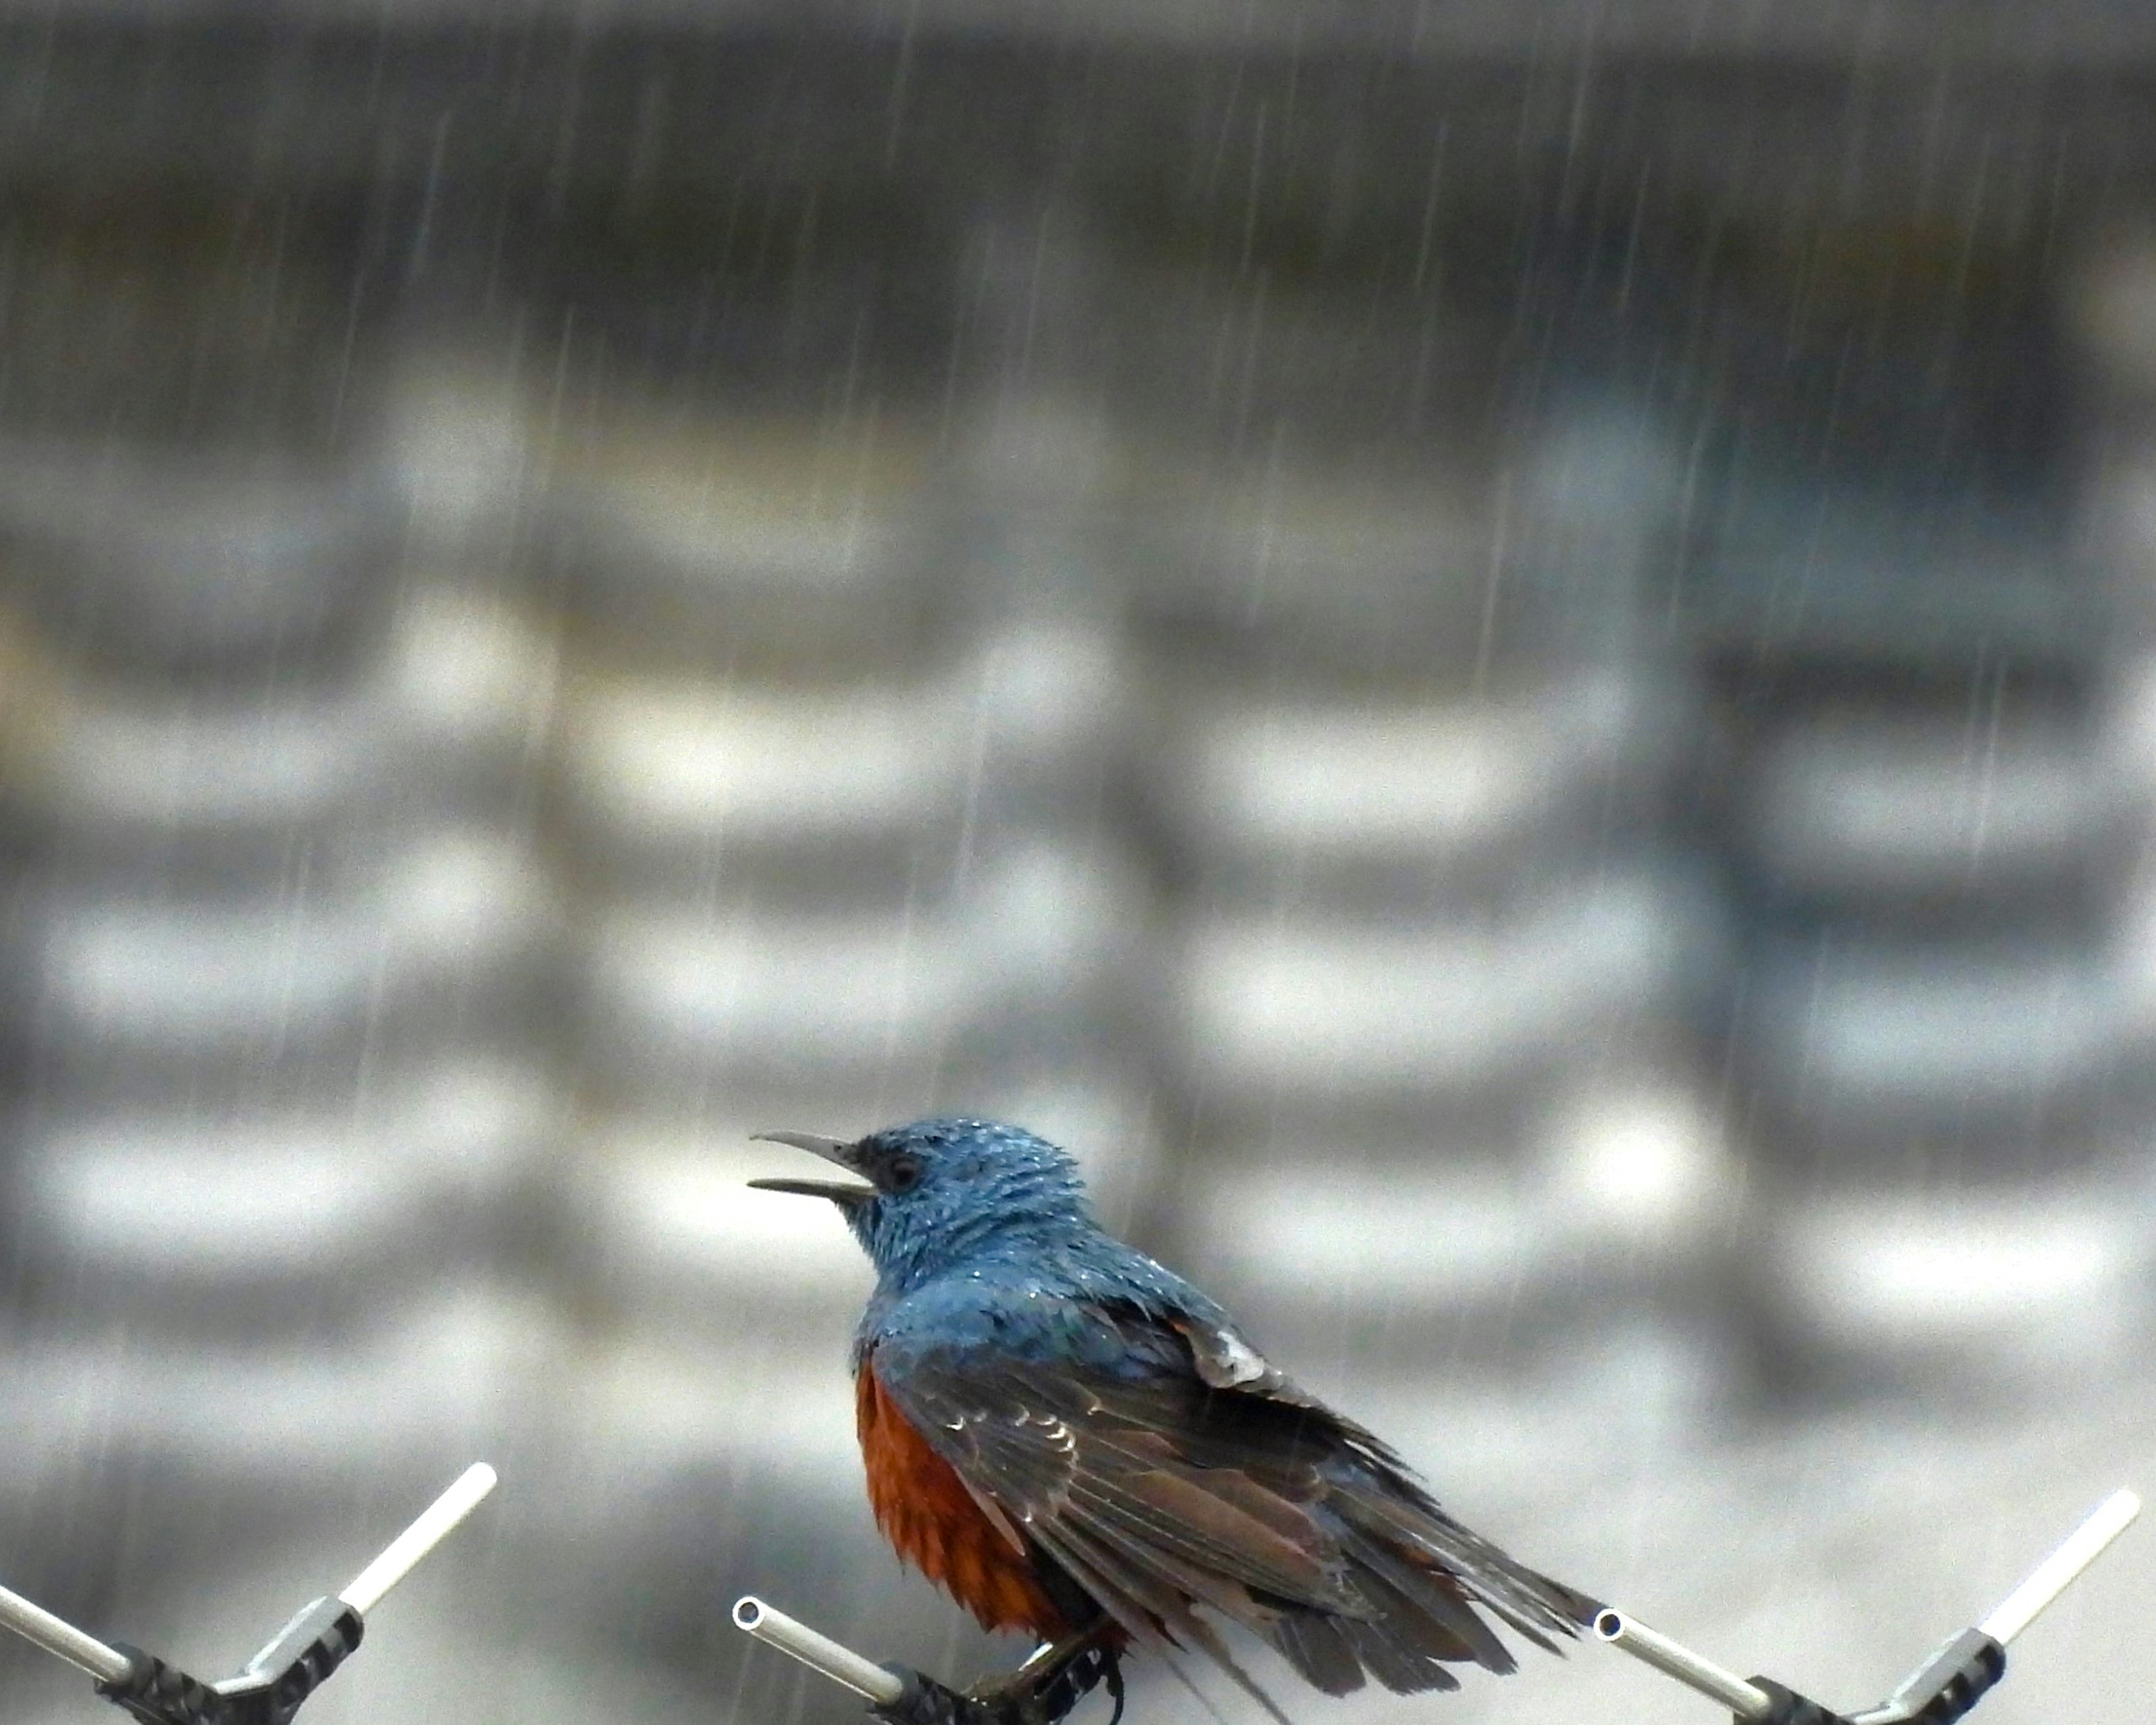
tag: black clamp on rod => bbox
[0,1463,497,1725]
[1595,1487,2139,1725]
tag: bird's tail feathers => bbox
[1254,1484,1599,1698]
[1031,1518,1301,1725]
[1351,1489,1600,1642]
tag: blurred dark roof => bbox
[0,20,2148,222]
[4,1,2156,61]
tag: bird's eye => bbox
[885,1156,923,1193]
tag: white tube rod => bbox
[339,1463,499,1617]
[1980,1489,2140,1645]
[1594,1608,1774,1720]
[0,1581,132,1685]
[733,1595,906,1706]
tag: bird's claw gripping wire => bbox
[873,1642,1123,1725]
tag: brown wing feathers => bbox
[875,1347,1593,1708]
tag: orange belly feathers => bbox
[857,1363,1067,1638]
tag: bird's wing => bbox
[869,1306,1590,1705]
[868,1333,1350,1721]
[876,1343,1356,1603]
[1167,1306,1601,1648]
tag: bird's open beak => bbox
[747,1130,875,1208]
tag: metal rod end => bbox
[1594,1603,1774,1719]
[730,1592,906,1706]
[339,1461,503,1617]
[1978,1485,2142,1645]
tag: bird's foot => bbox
[964,1637,1123,1725]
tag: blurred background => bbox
[0,7,2152,1724]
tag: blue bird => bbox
[750,1117,1597,1720]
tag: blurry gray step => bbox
[13,833,556,1075]
[1154,666,1691,893]
[557,667,976,880]
[1691,475,2090,662]
[1125,399,1677,669]
[1172,1078,1741,1353]
[381,583,564,776]
[10,1064,556,1320]
[0,1283,552,1496]
[955,839,1148,1032]
[580,843,1141,1076]
[6,595,557,866]
[1741,710,2124,903]
[4,677,406,871]
[2099,650,2156,809]
[574,850,1146,1099]
[0,199,362,451]
[1130,454,1528,670]
[1111,264,1507,454]
[381,358,542,552]
[1755,1166,2156,1399]
[578,905,980,1094]
[2079,446,2156,632]
[941,609,1135,811]
[2069,226,2156,399]
[0,442,399,673]
[1172,868,1720,1106]
[546,417,948,660]
[1740,938,2149,1132]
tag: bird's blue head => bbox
[749,1117,1095,1295]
